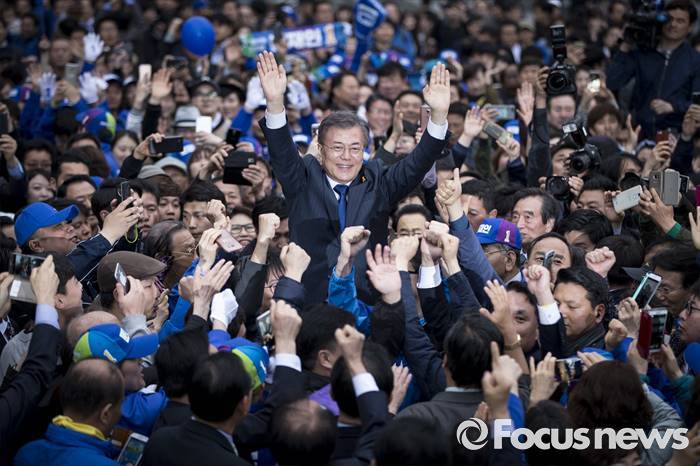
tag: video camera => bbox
[561,121,600,175]
[546,25,577,96]
[623,0,669,50]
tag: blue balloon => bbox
[181,16,215,57]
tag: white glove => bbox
[78,72,107,104]
[83,32,105,63]
[39,72,57,106]
[244,75,266,113]
[210,288,239,327]
[286,79,311,112]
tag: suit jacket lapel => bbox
[346,170,369,228]
[320,174,341,235]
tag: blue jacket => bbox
[14,423,120,466]
[607,42,700,138]
[118,388,168,436]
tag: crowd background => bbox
[1,0,700,465]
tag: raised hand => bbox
[525,265,554,305]
[529,354,558,405]
[655,344,683,382]
[281,242,311,282]
[0,135,17,161]
[495,135,520,162]
[193,259,235,318]
[244,75,266,113]
[439,232,460,276]
[422,62,450,125]
[242,164,267,201]
[340,226,371,260]
[625,339,648,375]
[461,107,484,143]
[30,255,59,307]
[436,167,463,219]
[83,32,104,63]
[585,246,616,278]
[605,318,628,351]
[257,213,280,245]
[366,244,401,304]
[482,342,521,419]
[149,68,173,104]
[0,272,13,319]
[639,187,676,233]
[388,365,413,415]
[205,199,228,230]
[390,236,420,272]
[115,276,148,317]
[256,51,287,114]
[616,297,641,335]
[197,228,222,270]
[335,324,366,375]
[516,81,535,126]
[270,299,302,354]
[101,197,141,245]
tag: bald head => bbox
[67,311,119,346]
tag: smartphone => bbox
[542,250,556,270]
[223,150,256,185]
[114,262,130,294]
[483,121,511,145]
[311,123,320,139]
[117,181,131,205]
[64,62,81,87]
[420,104,431,129]
[256,310,272,340]
[226,128,242,146]
[649,170,663,196]
[648,308,669,354]
[149,136,184,155]
[612,185,643,213]
[661,169,682,206]
[195,116,213,134]
[655,130,669,143]
[586,78,601,94]
[0,113,8,135]
[554,357,583,383]
[138,64,152,82]
[632,272,662,309]
[9,252,45,279]
[692,92,700,105]
[216,229,243,253]
[117,432,148,465]
[637,310,652,359]
[484,104,516,121]
[164,56,188,70]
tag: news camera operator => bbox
[607,0,700,139]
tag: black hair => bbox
[142,221,187,259]
[90,177,129,227]
[111,129,139,149]
[392,204,432,231]
[376,61,408,80]
[20,138,57,164]
[651,242,700,289]
[67,132,101,149]
[317,110,369,147]
[506,281,538,312]
[555,267,608,308]
[494,184,520,217]
[60,358,124,420]
[156,176,181,198]
[579,175,618,195]
[330,341,393,418]
[374,417,451,466]
[396,90,423,103]
[330,71,358,94]
[462,180,496,212]
[448,102,469,117]
[365,94,393,113]
[526,231,572,260]
[511,188,561,225]
[268,399,338,466]
[155,329,209,398]
[444,314,504,388]
[525,401,583,466]
[252,195,289,227]
[56,174,97,198]
[180,180,226,206]
[554,209,613,246]
[54,149,90,178]
[599,153,642,183]
[596,235,644,287]
[129,178,160,201]
[369,301,405,360]
[666,0,698,24]
[463,61,486,81]
[296,304,355,371]
[189,352,251,422]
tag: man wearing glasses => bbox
[257,51,450,303]
[476,218,524,285]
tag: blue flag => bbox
[351,0,386,72]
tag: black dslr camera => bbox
[623,0,669,50]
[546,25,577,96]
[562,121,600,175]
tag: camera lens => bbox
[546,176,570,201]
[547,71,567,92]
[568,151,590,175]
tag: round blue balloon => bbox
[181,16,215,57]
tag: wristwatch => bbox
[504,334,522,351]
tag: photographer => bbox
[607,0,700,139]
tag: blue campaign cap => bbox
[476,218,522,251]
[73,324,159,364]
[15,202,79,246]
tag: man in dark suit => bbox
[256,51,451,304]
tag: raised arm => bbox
[257,51,307,197]
[384,63,450,205]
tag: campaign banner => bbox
[241,22,353,57]
[350,0,386,72]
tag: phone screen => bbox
[554,357,583,383]
[9,253,45,279]
[649,309,669,353]
[114,263,130,294]
[117,181,130,205]
[216,229,243,253]
[256,310,272,339]
[117,434,148,465]
[633,273,661,309]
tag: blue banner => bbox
[351,0,386,72]
[241,22,353,57]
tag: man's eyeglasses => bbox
[231,224,256,234]
[685,301,700,316]
[657,284,681,296]
[195,91,218,99]
[321,143,363,157]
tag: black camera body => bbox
[562,121,600,175]
[624,0,669,50]
[546,25,577,96]
[546,176,571,202]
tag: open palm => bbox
[422,63,450,118]
[257,51,287,108]
[366,244,401,296]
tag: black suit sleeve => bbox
[0,323,60,449]
[539,321,565,359]
[352,390,389,465]
[260,118,308,199]
[272,277,305,313]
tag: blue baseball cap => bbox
[15,202,79,246]
[231,342,269,391]
[73,324,159,364]
[476,218,522,251]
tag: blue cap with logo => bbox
[73,324,159,364]
[476,218,522,251]
[14,202,79,246]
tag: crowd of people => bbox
[2,0,700,465]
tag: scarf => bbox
[563,323,606,357]
[52,415,106,441]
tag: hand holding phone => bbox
[632,272,662,309]
[257,310,272,344]
[114,262,130,294]
[148,136,184,156]
[216,229,243,253]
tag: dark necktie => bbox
[333,184,349,232]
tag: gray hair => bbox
[317,111,369,147]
